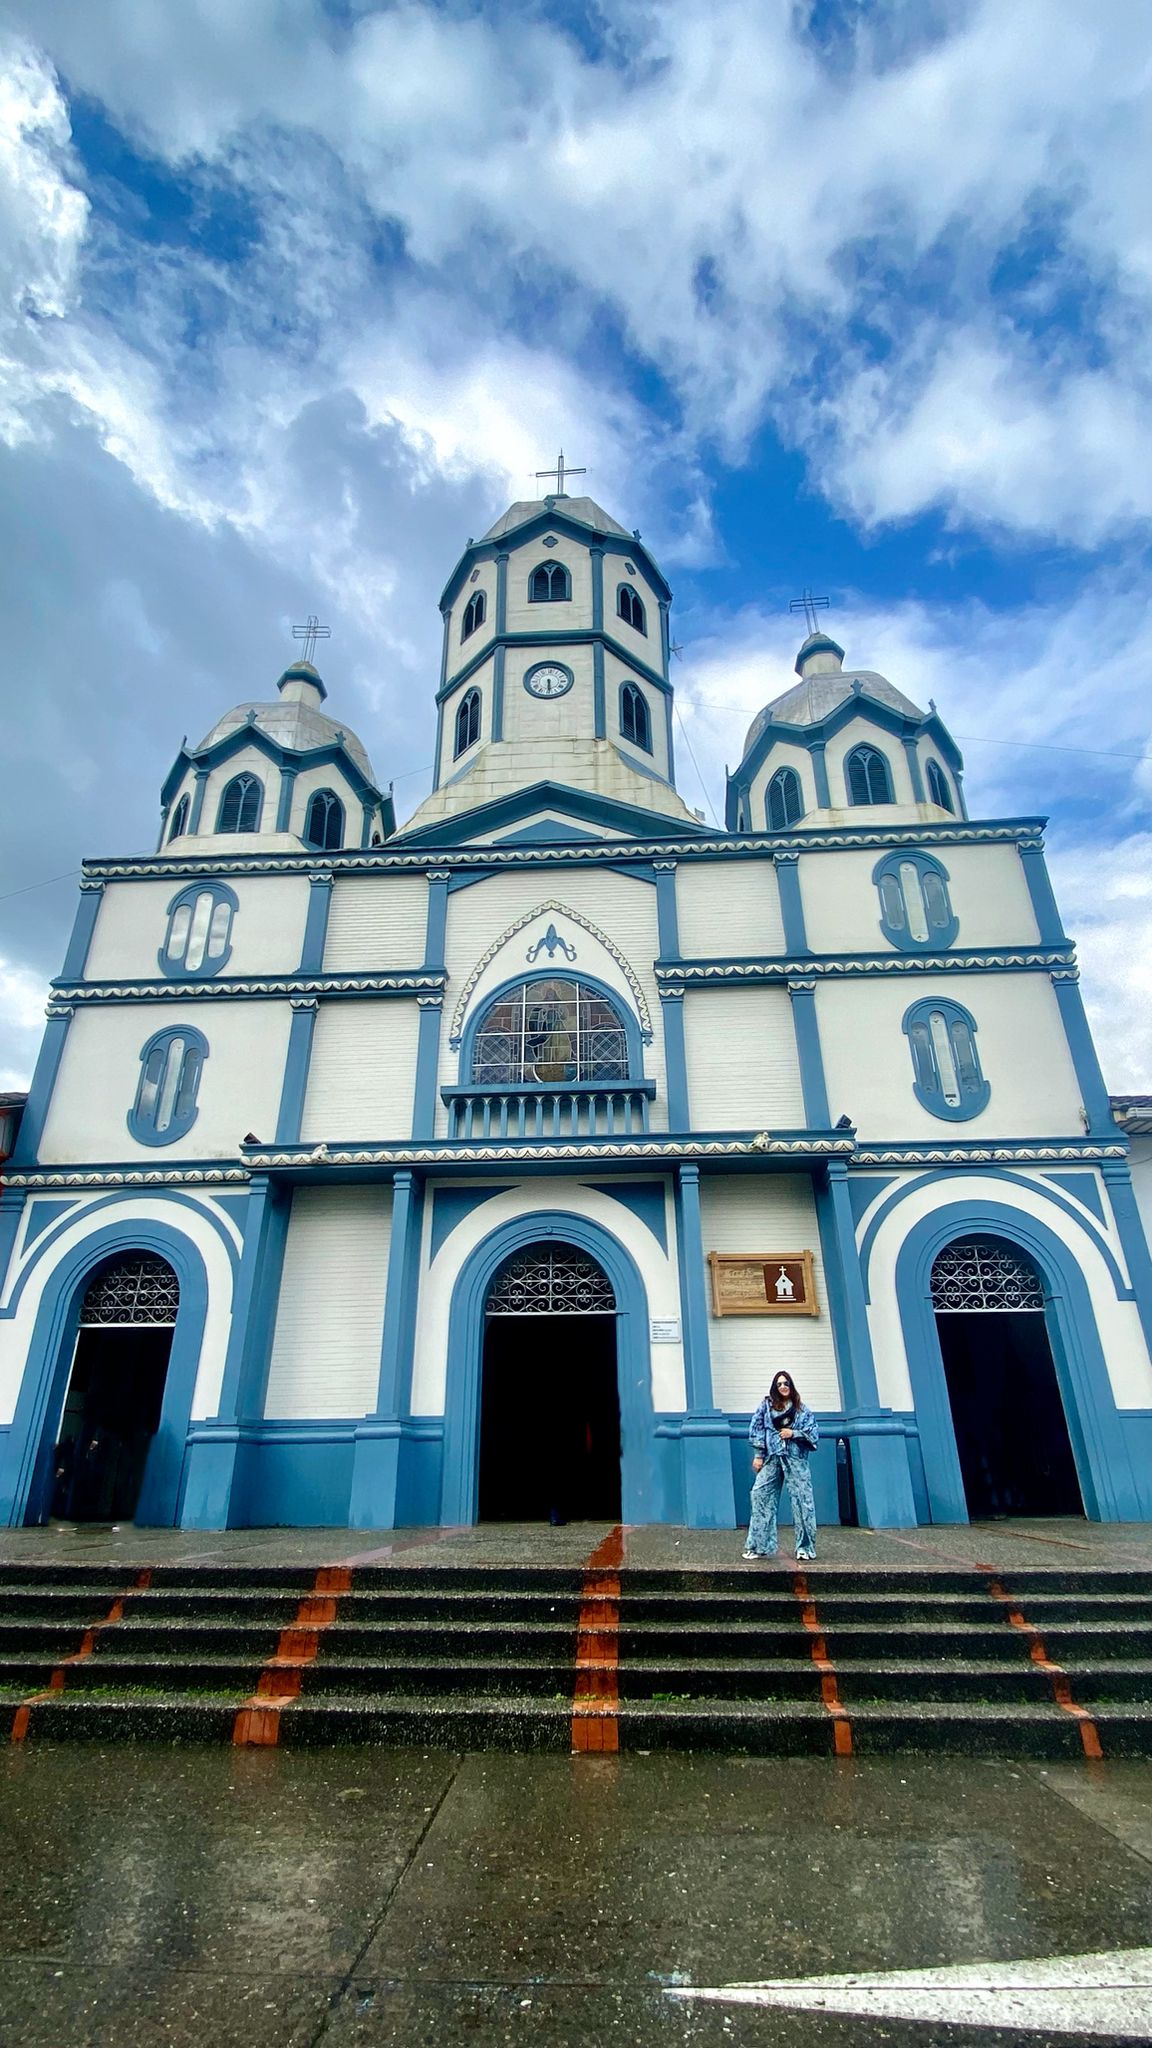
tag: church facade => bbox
[3,489,1152,1533]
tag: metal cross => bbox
[534,449,587,496]
[789,590,830,637]
[292,615,331,664]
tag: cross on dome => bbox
[292,615,331,664]
[789,590,830,637]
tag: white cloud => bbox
[0,953,50,1092]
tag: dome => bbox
[743,668,926,755]
[481,495,633,543]
[196,693,375,782]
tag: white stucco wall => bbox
[263,1184,392,1418]
[38,1002,292,1163]
[817,972,1084,1140]
[323,875,429,972]
[683,987,804,1129]
[0,1192,239,1425]
[503,532,593,633]
[300,1001,421,1141]
[699,1174,841,1412]
[498,648,596,749]
[863,1168,1152,1412]
[84,876,313,982]
[438,655,495,782]
[676,859,785,957]
[445,565,497,683]
[800,843,1040,955]
[411,1175,686,1417]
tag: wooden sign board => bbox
[707,1251,818,1318]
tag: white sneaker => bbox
[741,1549,759,1560]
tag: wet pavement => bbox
[2,1741,1152,2045]
[5,1514,1152,1573]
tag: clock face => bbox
[524,662,572,699]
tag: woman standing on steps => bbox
[743,1370,820,1563]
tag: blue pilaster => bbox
[658,598,670,676]
[902,737,925,803]
[495,551,509,634]
[412,997,443,1140]
[188,766,210,834]
[360,802,375,848]
[350,1170,425,1527]
[593,641,606,739]
[10,1004,72,1167]
[675,1163,735,1527]
[276,766,297,832]
[275,999,318,1144]
[492,644,506,740]
[659,985,690,1130]
[774,853,808,952]
[60,880,104,981]
[954,769,969,820]
[1051,968,1114,1136]
[423,868,450,969]
[810,741,831,808]
[181,1175,290,1528]
[297,872,333,973]
[1101,1159,1152,1366]
[815,1160,917,1527]
[1018,833,1068,943]
[433,610,450,790]
[0,1187,25,1296]
[589,544,604,632]
[653,860,679,959]
[787,978,831,1128]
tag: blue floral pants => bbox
[746,1454,817,1559]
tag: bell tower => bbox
[398,479,707,842]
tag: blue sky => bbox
[2,0,1152,1087]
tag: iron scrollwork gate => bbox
[930,1238,1045,1314]
[486,1244,616,1316]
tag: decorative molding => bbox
[239,1133,858,1170]
[853,1143,1128,1166]
[44,1002,74,1021]
[656,947,1074,984]
[80,817,1048,885]
[447,899,653,1045]
[53,970,447,1003]
[525,921,578,964]
[416,993,444,1010]
[3,1167,253,1189]
[289,997,319,1014]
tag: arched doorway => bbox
[51,1254,180,1523]
[479,1241,621,1522]
[931,1235,1083,1518]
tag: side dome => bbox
[196,662,375,782]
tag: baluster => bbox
[498,1094,510,1138]
[482,1095,492,1139]
[534,1094,544,1138]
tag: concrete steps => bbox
[2,1560,1150,1754]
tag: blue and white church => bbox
[4,486,1152,1534]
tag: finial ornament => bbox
[534,449,586,497]
[292,615,331,665]
[789,589,830,637]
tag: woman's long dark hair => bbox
[769,1371,801,1410]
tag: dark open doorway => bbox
[478,1243,621,1522]
[51,1254,178,1524]
[932,1236,1083,1519]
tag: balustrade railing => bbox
[442,1081,656,1141]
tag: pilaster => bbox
[181,1175,290,1528]
[658,983,690,1130]
[276,766,297,832]
[773,851,808,952]
[786,978,830,1128]
[60,880,104,982]
[275,1000,318,1144]
[188,765,210,834]
[297,872,334,973]
[1101,1159,1152,1367]
[675,1162,735,1527]
[1051,967,1113,1136]
[814,1160,917,1528]
[10,1004,73,1168]
[350,1170,425,1527]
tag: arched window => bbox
[767,766,804,830]
[617,584,646,634]
[846,745,893,805]
[167,794,190,842]
[926,759,954,813]
[471,977,631,1084]
[455,688,481,757]
[529,560,570,603]
[903,998,989,1121]
[128,1026,208,1145]
[159,881,237,978]
[305,788,344,849]
[620,682,651,752]
[873,850,958,951]
[217,772,263,833]
[461,589,486,641]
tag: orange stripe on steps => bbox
[571,1526,624,1754]
[977,1567,1104,1760]
[10,1571,153,1743]
[792,1572,853,1755]
[232,1565,353,1746]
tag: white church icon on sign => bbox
[774,1266,795,1301]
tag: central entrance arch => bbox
[51,1253,180,1523]
[441,1211,656,1525]
[480,1244,619,1522]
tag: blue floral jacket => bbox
[749,1398,820,1462]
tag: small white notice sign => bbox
[650,1318,681,1343]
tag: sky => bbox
[2,0,1152,1092]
